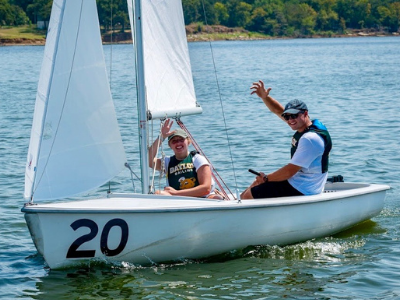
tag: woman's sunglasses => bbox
[170,138,186,144]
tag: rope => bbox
[149,119,166,193]
[199,0,240,199]
[176,119,235,200]
[107,0,114,195]
[124,162,139,192]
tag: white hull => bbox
[22,182,389,269]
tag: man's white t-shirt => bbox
[288,131,328,195]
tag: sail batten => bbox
[24,0,126,201]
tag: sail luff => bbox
[24,0,66,200]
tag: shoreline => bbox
[1,30,398,47]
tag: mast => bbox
[133,0,150,194]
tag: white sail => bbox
[128,0,202,119]
[24,0,126,201]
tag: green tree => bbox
[378,2,400,32]
[12,4,29,24]
[0,0,29,25]
[97,0,128,32]
[316,8,339,31]
[285,3,317,35]
[182,0,202,25]
[214,2,229,25]
[336,0,373,29]
[248,6,267,31]
[26,0,51,24]
[12,0,31,11]
[0,0,14,25]
[389,2,400,32]
[226,0,252,27]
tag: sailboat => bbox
[22,0,389,269]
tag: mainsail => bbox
[128,0,203,119]
[24,0,126,201]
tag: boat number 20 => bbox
[66,218,128,258]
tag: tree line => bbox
[1,0,400,37]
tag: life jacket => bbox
[291,119,332,173]
[167,151,200,190]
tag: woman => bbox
[148,119,221,199]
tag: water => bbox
[1,37,400,299]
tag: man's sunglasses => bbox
[282,112,303,121]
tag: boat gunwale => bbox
[21,183,389,214]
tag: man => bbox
[240,80,332,199]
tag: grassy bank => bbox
[0,25,46,45]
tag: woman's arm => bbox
[148,137,162,170]
[163,165,212,197]
[148,119,174,170]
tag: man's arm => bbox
[250,80,285,119]
[240,164,301,199]
[265,164,302,182]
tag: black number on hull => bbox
[66,218,129,259]
[66,219,98,258]
[100,218,129,256]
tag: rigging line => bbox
[158,120,166,191]
[125,162,139,193]
[200,0,239,194]
[149,120,166,193]
[33,0,85,197]
[109,0,113,84]
[177,120,233,200]
[177,121,230,200]
[125,162,141,181]
[149,120,157,192]
[107,0,113,195]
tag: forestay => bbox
[24,0,126,201]
[127,0,203,119]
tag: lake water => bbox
[1,36,400,299]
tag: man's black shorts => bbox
[251,180,303,199]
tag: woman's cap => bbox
[168,129,188,142]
